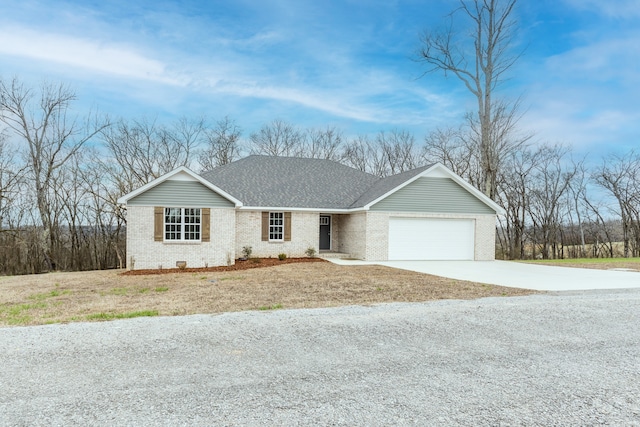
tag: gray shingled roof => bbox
[201,156,383,209]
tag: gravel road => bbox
[2,289,640,426]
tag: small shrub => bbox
[242,246,253,259]
[278,253,287,261]
[176,261,187,270]
[305,247,316,258]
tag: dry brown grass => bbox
[0,260,536,327]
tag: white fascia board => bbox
[239,206,364,213]
[116,166,243,207]
[362,163,506,215]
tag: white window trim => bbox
[164,207,202,242]
[269,211,284,242]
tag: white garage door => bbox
[388,218,475,260]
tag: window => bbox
[269,212,284,241]
[261,211,290,242]
[164,208,201,241]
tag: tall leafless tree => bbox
[249,119,305,157]
[305,126,344,161]
[100,117,201,192]
[422,126,478,182]
[495,146,536,259]
[377,129,421,175]
[0,131,24,232]
[525,144,576,259]
[593,151,640,257]
[198,116,242,170]
[417,0,521,199]
[0,78,109,269]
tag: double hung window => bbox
[269,212,284,241]
[165,208,201,241]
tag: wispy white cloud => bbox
[545,34,640,84]
[562,0,640,19]
[0,26,184,85]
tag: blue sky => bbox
[1,0,638,159]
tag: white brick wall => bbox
[332,213,366,258]
[474,215,497,260]
[126,206,236,270]
[235,211,318,258]
[126,206,497,268]
[360,211,497,261]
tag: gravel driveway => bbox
[2,290,640,426]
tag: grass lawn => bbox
[0,259,536,327]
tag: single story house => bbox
[117,155,504,270]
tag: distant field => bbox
[521,257,640,271]
[514,241,632,259]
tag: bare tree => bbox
[525,144,576,259]
[100,117,202,192]
[342,135,372,173]
[422,126,478,182]
[462,97,532,195]
[495,146,536,259]
[377,129,421,175]
[0,78,109,270]
[593,151,640,257]
[341,134,388,177]
[0,131,24,231]
[249,119,305,157]
[417,0,521,199]
[305,126,344,161]
[564,158,590,258]
[199,116,242,170]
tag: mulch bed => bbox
[121,257,327,275]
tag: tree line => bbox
[0,77,638,275]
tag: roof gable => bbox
[370,177,496,214]
[117,166,242,206]
[362,163,504,214]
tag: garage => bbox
[388,217,475,260]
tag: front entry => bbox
[319,215,331,250]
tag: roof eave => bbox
[238,206,366,213]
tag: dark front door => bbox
[319,215,331,250]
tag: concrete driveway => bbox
[329,259,639,291]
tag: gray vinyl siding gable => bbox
[128,180,235,207]
[370,177,495,214]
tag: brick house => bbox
[117,156,504,270]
